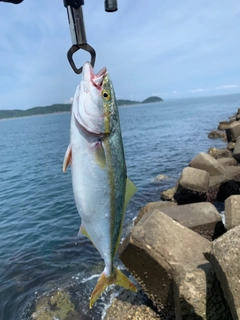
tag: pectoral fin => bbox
[63,145,72,172]
[93,141,106,169]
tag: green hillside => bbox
[0,104,71,119]
[117,99,140,106]
[142,96,163,104]
[0,96,163,120]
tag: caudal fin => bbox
[89,267,136,308]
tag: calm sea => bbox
[0,93,239,319]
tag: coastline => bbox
[0,111,70,121]
[0,97,163,121]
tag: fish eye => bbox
[102,90,111,100]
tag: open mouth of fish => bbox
[74,64,111,138]
[90,65,107,90]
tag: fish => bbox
[63,62,137,308]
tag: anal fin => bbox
[78,224,91,241]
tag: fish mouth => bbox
[92,67,107,89]
[80,63,110,137]
[83,62,107,89]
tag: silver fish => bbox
[63,62,137,308]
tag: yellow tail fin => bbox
[89,267,136,308]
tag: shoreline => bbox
[0,111,70,121]
[0,98,164,121]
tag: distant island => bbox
[0,96,163,120]
[117,96,163,106]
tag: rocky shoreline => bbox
[31,109,240,319]
[111,108,240,319]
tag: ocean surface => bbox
[0,93,240,320]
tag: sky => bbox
[0,0,240,110]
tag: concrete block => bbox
[226,121,240,142]
[208,147,232,159]
[217,157,238,166]
[218,121,231,131]
[173,263,232,320]
[233,136,240,162]
[190,152,226,176]
[160,202,225,240]
[119,210,230,319]
[205,225,240,320]
[174,167,210,204]
[225,195,240,230]
[208,166,240,202]
[119,209,210,307]
[160,187,176,202]
[136,201,176,225]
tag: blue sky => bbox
[0,0,240,110]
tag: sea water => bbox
[0,93,239,319]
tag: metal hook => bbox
[64,0,117,74]
[64,2,96,74]
[67,44,96,74]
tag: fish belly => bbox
[71,129,125,272]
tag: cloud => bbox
[1,0,240,109]
[189,85,240,94]
[64,97,73,104]
[215,85,240,90]
[188,88,209,93]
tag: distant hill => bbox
[142,96,163,104]
[0,104,71,119]
[0,96,163,119]
[117,96,163,106]
[117,99,139,106]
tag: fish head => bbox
[74,62,118,137]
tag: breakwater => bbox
[115,107,240,320]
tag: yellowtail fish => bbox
[63,62,137,308]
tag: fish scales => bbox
[63,62,137,308]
